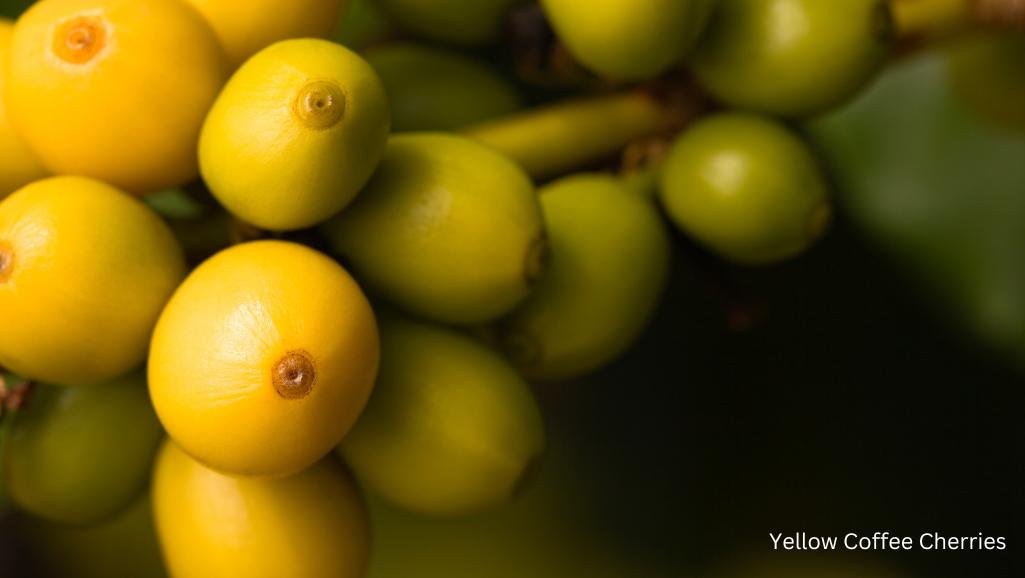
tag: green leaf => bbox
[809,53,1025,366]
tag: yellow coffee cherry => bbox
[6,0,227,194]
[342,314,545,516]
[154,441,370,578]
[0,19,46,199]
[148,241,379,477]
[199,39,390,230]
[323,133,546,325]
[183,0,345,68]
[0,176,186,386]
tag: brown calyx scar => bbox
[273,350,316,400]
[54,15,108,64]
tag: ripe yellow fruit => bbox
[341,314,545,516]
[6,0,227,194]
[0,19,46,199]
[154,441,370,578]
[323,133,546,325]
[148,241,379,477]
[183,0,345,68]
[200,38,390,231]
[0,176,186,386]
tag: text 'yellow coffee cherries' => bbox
[341,314,546,516]
[148,240,379,477]
[0,18,46,199]
[0,176,186,386]
[541,0,715,81]
[200,38,390,231]
[154,441,370,578]
[183,0,345,69]
[323,133,546,325]
[6,0,227,194]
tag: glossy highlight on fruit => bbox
[659,113,831,265]
[541,0,715,81]
[4,373,162,525]
[6,0,227,193]
[341,314,545,516]
[0,176,186,386]
[148,241,379,477]
[154,441,370,578]
[324,133,546,325]
[0,18,45,199]
[200,38,390,231]
[379,0,517,45]
[499,173,672,381]
[365,42,522,131]
[183,0,345,68]
[691,0,891,117]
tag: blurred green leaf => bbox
[809,53,1025,367]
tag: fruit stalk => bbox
[891,0,1025,38]
[462,86,701,180]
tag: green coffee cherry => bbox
[498,173,671,381]
[378,0,518,46]
[947,32,1025,132]
[691,0,892,117]
[323,133,546,325]
[365,42,522,131]
[541,0,715,81]
[659,113,832,265]
[341,314,545,516]
[18,496,167,578]
[4,374,163,525]
[336,0,396,49]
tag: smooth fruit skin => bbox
[183,0,345,69]
[691,0,891,117]
[378,0,516,45]
[200,39,390,231]
[4,374,163,525]
[365,42,522,131]
[947,31,1025,132]
[0,176,186,386]
[324,133,546,325]
[541,0,714,81]
[6,0,227,194]
[0,19,46,199]
[148,241,379,478]
[154,441,370,578]
[659,113,831,265]
[499,174,672,382]
[341,314,545,516]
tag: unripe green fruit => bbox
[947,31,1025,132]
[498,173,671,382]
[19,496,167,578]
[199,38,390,231]
[659,113,831,265]
[691,0,892,117]
[365,42,522,131]
[4,374,163,525]
[341,314,546,516]
[323,133,546,325]
[541,0,715,81]
[336,0,396,49]
[378,0,517,46]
